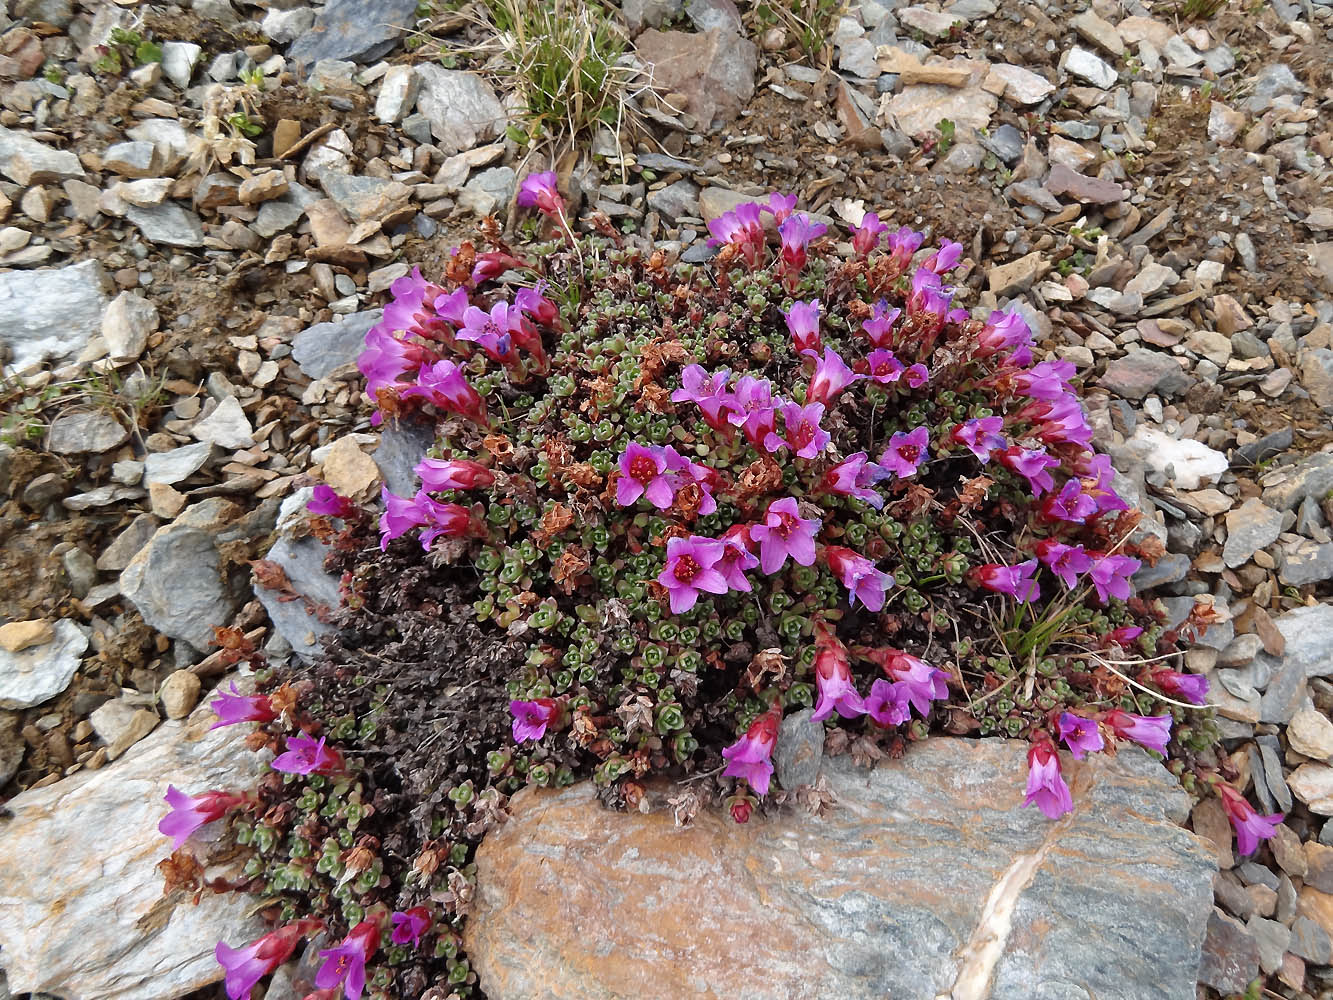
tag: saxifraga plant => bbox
[158,180,1277,1000]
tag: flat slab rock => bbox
[0,681,268,1000]
[467,739,1216,1000]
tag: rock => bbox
[102,290,159,362]
[160,669,202,720]
[1291,915,1332,965]
[1280,540,1333,586]
[986,251,1049,296]
[96,514,160,573]
[0,260,108,373]
[374,64,419,124]
[897,6,956,38]
[1233,427,1292,467]
[646,180,700,222]
[774,708,823,789]
[885,84,996,138]
[254,532,340,660]
[44,409,127,455]
[1132,552,1189,591]
[1126,426,1227,490]
[119,515,245,651]
[125,203,205,247]
[1185,329,1231,367]
[321,436,380,497]
[634,29,757,128]
[459,166,517,217]
[91,699,160,760]
[1247,916,1290,975]
[0,710,22,786]
[292,309,382,379]
[986,64,1054,105]
[1208,101,1246,146]
[0,687,266,999]
[144,442,213,487]
[624,0,684,32]
[465,742,1215,1000]
[1301,348,1333,409]
[236,171,289,206]
[262,6,315,43]
[1064,46,1117,89]
[102,140,161,179]
[1045,164,1124,205]
[1124,262,1178,298]
[1198,909,1260,994]
[838,37,879,79]
[1099,350,1190,399]
[126,119,190,174]
[1290,765,1333,816]
[1257,604,1333,724]
[321,173,413,225]
[160,41,202,89]
[63,548,97,599]
[0,620,53,654]
[289,0,418,68]
[0,126,85,186]
[1263,454,1333,511]
[192,397,255,450]
[414,65,507,154]
[374,418,434,498]
[0,619,87,710]
[1072,10,1124,56]
[1223,498,1284,568]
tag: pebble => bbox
[160,670,202,720]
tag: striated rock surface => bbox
[0,681,267,1000]
[466,740,1215,1000]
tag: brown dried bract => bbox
[743,647,787,692]
[736,455,784,502]
[483,434,515,464]
[795,774,836,817]
[563,462,603,490]
[444,241,476,285]
[534,502,575,546]
[850,735,886,769]
[640,383,671,413]
[157,850,205,896]
[250,559,293,595]
[667,788,701,827]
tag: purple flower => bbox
[721,707,780,796]
[390,907,432,948]
[510,698,558,742]
[616,442,674,509]
[209,682,277,730]
[717,525,759,592]
[976,309,1033,362]
[727,374,779,447]
[778,213,826,266]
[923,239,964,274]
[822,452,884,509]
[1056,712,1104,760]
[159,786,246,851]
[315,921,379,1000]
[951,417,1006,463]
[379,486,427,549]
[803,346,861,407]
[456,300,517,362]
[434,285,469,325]
[877,426,930,479]
[1034,539,1094,589]
[1000,446,1060,498]
[414,493,474,551]
[874,650,949,718]
[215,923,320,1000]
[907,268,952,325]
[672,364,735,430]
[824,545,890,612]
[901,363,930,388]
[1151,669,1210,706]
[811,630,866,722]
[1106,709,1172,755]
[415,458,496,492]
[662,446,719,515]
[307,483,357,518]
[975,559,1041,603]
[851,212,888,255]
[706,203,764,265]
[1014,359,1076,401]
[1219,784,1283,857]
[1088,552,1139,604]
[271,734,344,776]
[399,360,487,424]
[885,225,924,270]
[357,324,416,399]
[865,678,911,727]
[760,191,798,223]
[1023,742,1073,820]
[860,300,901,348]
[1021,393,1093,449]
[1040,478,1099,524]
[656,535,729,614]
[749,497,821,575]
[864,348,904,383]
[517,170,563,215]
[784,299,822,354]
[765,401,830,459]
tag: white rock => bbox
[987,64,1055,105]
[0,619,87,710]
[102,290,159,362]
[160,41,203,89]
[882,84,997,137]
[0,683,267,999]
[1126,426,1228,490]
[1065,46,1117,90]
[191,396,255,449]
[414,65,506,155]
[1289,707,1333,762]
[374,64,420,124]
[262,6,315,43]
[144,442,214,486]
[0,260,109,373]
[1124,262,1179,298]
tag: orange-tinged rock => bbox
[466,739,1215,1000]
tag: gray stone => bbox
[0,126,85,186]
[160,41,202,89]
[374,418,434,498]
[1233,426,1292,467]
[634,29,758,129]
[288,0,419,69]
[1246,916,1289,974]
[684,0,742,33]
[1291,915,1333,964]
[646,180,700,221]
[119,521,245,651]
[0,685,267,1000]
[460,166,517,217]
[623,0,684,32]
[96,514,160,573]
[63,548,97,599]
[374,64,419,124]
[144,443,214,487]
[1197,909,1259,993]
[253,494,342,660]
[1132,552,1189,591]
[774,707,823,790]
[0,711,22,787]
[980,124,1024,165]
[1099,349,1190,399]
[46,410,129,455]
[254,199,304,238]
[839,37,879,79]
[101,141,160,178]
[292,309,382,379]
[1257,604,1333,724]
[414,65,507,154]
[1263,453,1333,510]
[1065,46,1117,89]
[262,6,315,43]
[191,397,254,450]
[125,203,205,247]
[1223,497,1283,568]
[126,119,190,174]
[0,260,108,373]
[102,290,159,362]
[1246,63,1304,111]
[466,741,1217,1000]
[0,619,87,710]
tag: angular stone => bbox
[321,173,412,224]
[0,125,85,185]
[374,64,419,124]
[160,669,202,720]
[414,65,507,155]
[374,418,434,498]
[466,742,1215,1000]
[254,525,340,661]
[1198,909,1260,994]
[102,140,161,178]
[236,171,289,206]
[292,309,382,379]
[1045,163,1125,205]
[1223,497,1284,568]
[191,396,254,450]
[985,64,1055,105]
[0,260,108,373]
[0,687,266,999]
[90,700,160,760]
[1263,453,1333,511]
[289,0,419,69]
[1098,349,1189,399]
[0,619,53,654]
[1065,46,1116,89]
[46,409,129,455]
[119,520,244,651]
[321,436,380,498]
[1280,540,1333,586]
[96,513,160,573]
[1126,426,1228,490]
[126,202,205,247]
[144,442,213,487]
[1290,764,1333,815]
[0,619,86,710]
[160,41,202,89]
[102,289,159,362]
[885,84,997,138]
[1257,604,1333,724]
[634,29,757,129]
[1072,10,1124,56]
[774,707,822,789]
[986,250,1049,296]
